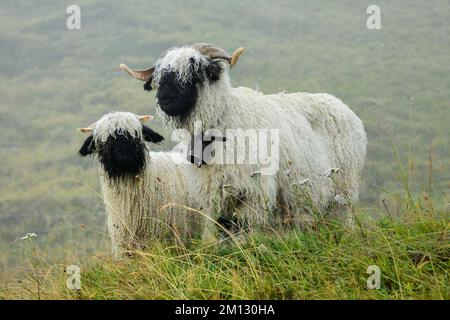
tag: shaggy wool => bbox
[81,112,205,259]
[148,45,367,228]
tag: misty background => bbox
[0,0,449,270]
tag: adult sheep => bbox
[120,43,367,227]
[78,112,205,258]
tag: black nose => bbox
[99,133,147,180]
[156,70,200,117]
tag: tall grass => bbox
[0,146,448,300]
[0,192,448,300]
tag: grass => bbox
[0,192,448,300]
[0,135,448,300]
[1,144,448,300]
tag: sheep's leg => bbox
[106,211,124,260]
[202,219,218,244]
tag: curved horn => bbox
[230,47,245,68]
[77,121,97,133]
[120,63,154,82]
[191,43,232,64]
[192,43,245,68]
[78,127,93,133]
[137,115,154,123]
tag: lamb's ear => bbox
[142,125,164,144]
[79,135,96,156]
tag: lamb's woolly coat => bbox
[85,112,204,259]
[153,47,367,226]
[100,151,204,258]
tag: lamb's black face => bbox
[79,125,164,181]
[146,58,223,118]
[98,133,147,180]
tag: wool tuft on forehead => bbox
[93,112,143,144]
[152,47,209,87]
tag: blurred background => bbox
[0,0,449,270]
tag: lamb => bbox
[120,43,367,228]
[78,112,205,258]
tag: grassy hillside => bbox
[1,193,448,300]
[0,0,449,289]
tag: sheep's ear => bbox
[142,125,164,144]
[205,59,223,82]
[143,79,152,92]
[79,135,96,156]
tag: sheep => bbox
[120,43,367,229]
[78,112,205,258]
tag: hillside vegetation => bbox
[0,0,449,296]
[0,192,448,299]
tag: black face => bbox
[144,58,223,118]
[79,125,164,181]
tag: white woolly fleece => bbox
[101,150,205,259]
[93,112,143,144]
[152,47,210,87]
[90,112,206,259]
[152,48,367,227]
